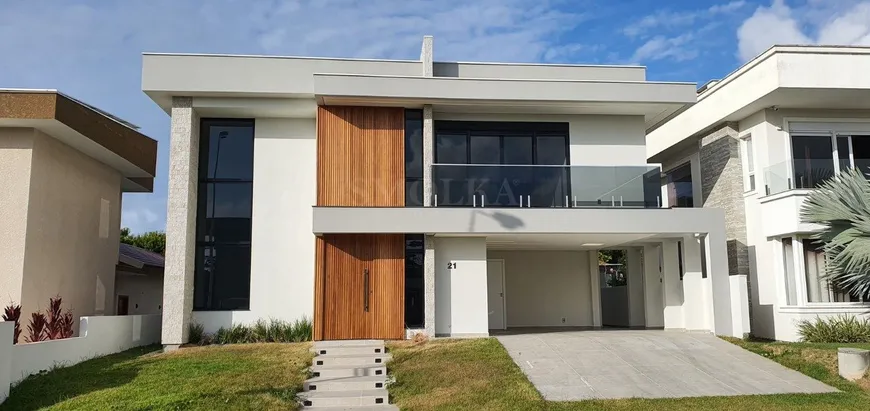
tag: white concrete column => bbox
[706,229,737,337]
[162,96,199,348]
[627,248,645,327]
[588,250,601,327]
[643,244,665,328]
[682,235,707,331]
[422,105,433,207]
[420,35,433,77]
[434,237,488,337]
[424,235,436,336]
[661,240,684,329]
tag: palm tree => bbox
[800,167,870,299]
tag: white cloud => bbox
[631,34,698,63]
[737,0,870,61]
[0,0,589,233]
[623,1,747,38]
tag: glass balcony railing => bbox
[764,160,836,196]
[431,164,662,208]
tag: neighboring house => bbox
[647,46,870,342]
[115,243,165,316]
[0,89,158,330]
[142,36,748,347]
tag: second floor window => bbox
[665,163,693,207]
[742,136,756,191]
[791,135,835,189]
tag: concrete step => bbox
[312,340,384,348]
[303,375,387,392]
[310,364,387,378]
[313,353,392,367]
[311,345,387,356]
[301,406,399,411]
[298,389,389,408]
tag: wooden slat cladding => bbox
[317,234,405,340]
[313,236,326,341]
[316,106,404,207]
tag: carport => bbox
[496,329,836,400]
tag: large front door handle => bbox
[364,268,370,312]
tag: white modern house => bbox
[648,46,870,342]
[143,36,748,347]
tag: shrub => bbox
[191,317,313,346]
[25,313,48,343]
[188,323,205,345]
[2,303,22,344]
[797,314,870,343]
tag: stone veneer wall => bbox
[699,122,749,278]
[698,122,752,331]
[162,97,199,346]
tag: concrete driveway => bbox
[495,329,837,400]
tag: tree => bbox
[800,167,870,299]
[120,227,166,255]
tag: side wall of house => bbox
[21,130,122,326]
[114,269,164,315]
[193,117,318,333]
[0,128,34,308]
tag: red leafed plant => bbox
[2,303,22,344]
[45,296,75,340]
[25,312,48,343]
[24,296,75,343]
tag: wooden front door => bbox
[317,234,404,340]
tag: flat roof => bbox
[0,90,158,192]
[646,45,870,161]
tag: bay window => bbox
[779,235,867,306]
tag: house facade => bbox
[0,90,157,327]
[144,37,748,346]
[648,46,870,342]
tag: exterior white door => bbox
[486,259,506,330]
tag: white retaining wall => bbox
[0,314,161,404]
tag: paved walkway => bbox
[496,329,837,400]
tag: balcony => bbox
[431,164,663,208]
[764,160,834,196]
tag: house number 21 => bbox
[447,262,458,269]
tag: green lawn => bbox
[387,338,870,411]
[1,343,313,411]
[3,337,867,410]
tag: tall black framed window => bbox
[404,110,424,206]
[194,119,254,311]
[404,234,424,328]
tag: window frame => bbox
[778,234,867,307]
[741,135,756,192]
[782,119,870,192]
[194,118,256,312]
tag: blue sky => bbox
[2,0,870,233]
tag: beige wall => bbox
[18,130,122,324]
[114,270,164,315]
[488,250,593,327]
[0,128,35,307]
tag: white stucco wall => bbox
[643,244,665,328]
[13,130,122,328]
[434,237,488,337]
[6,314,161,385]
[660,241,685,329]
[0,128,34,308]
[192,118,317,333]
[487,250,593,327]
[114,272,164,315]
[434,113,647,165]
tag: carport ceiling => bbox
[479,233,659,250]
